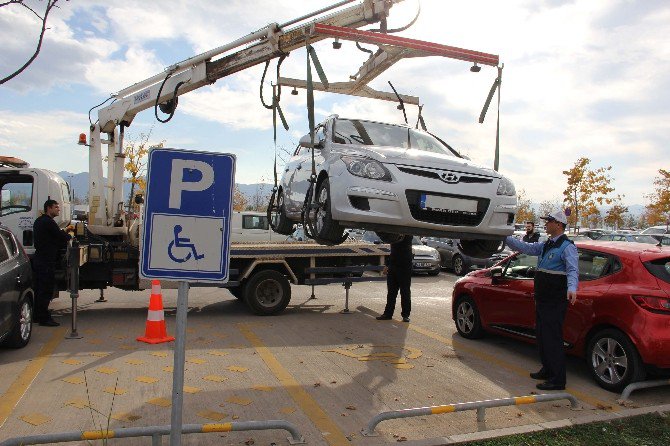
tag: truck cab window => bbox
[0,177,33,217]
[242,215,269,230]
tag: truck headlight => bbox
[341,156,391,181]
[496,176,516,196]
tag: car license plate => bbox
[420,194,477,214]
[414,262,432,267]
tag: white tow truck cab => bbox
[0,157,72,255]
[231,211,287,243]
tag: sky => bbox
[1,0,668,206]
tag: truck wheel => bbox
[2,295,33,348]
[586,328,646,392]
[244,270,291,315]
[313,178,345,244]
[273,189,295,235]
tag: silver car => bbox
[274,116,517,257]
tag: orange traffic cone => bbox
[137,280,175,344]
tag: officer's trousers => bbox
[535,298,568,385]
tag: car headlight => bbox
[341,155,392,181]
[496,176,516,196]
[431,251,440,260]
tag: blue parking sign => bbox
[140,148,235,282]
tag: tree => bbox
[233,185,247,211]
[538,198,563,219]
[515,189,536,223]
[1,0,67,85]
[644,169,670,225]
[563,157,619,231]
[124,129,164,209]
[604,202,628,230]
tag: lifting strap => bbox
[479,64,504,171]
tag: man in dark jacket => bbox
[376,234,413,322]
[523,221,540,243]
[33,199,71,326]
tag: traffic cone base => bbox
[137,280,175,344]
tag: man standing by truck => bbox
[377,234,413,322]
[32,199,71,326]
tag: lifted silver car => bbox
[274,116,517,257]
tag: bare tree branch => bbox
[0,0,65,85]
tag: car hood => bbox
[335,145,499,178]
[412,245,437,256]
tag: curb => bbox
[395,402,670,445]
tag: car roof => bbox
[575,240,668,259]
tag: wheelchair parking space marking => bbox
[237,323,351,446]
[0,327,66,428]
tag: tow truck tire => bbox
[454,295,484,339]
[244,270,291,315]
[2,295,33,349]
[274,189,295,235]
[313,178,345,244]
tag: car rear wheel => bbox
[459,239,504,258]
[273,189,295,235]
[244,270,291,315]
[454,295,484,339]
[452,254,466,276]
[586,328,646,392]
[313,178,345,243]
[3,296,33,349]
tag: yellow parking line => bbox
[0,327,67,428]
[237,324,350,446]
[406,322,619,412]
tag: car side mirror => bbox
[490,266,503,283]
[299,135,324,149]
[447,240,453,246]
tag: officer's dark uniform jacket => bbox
[534,234,573,301]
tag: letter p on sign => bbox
[169,159,214,209]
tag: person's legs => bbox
[398,269,412,319]
[541,299,568,385]
[382,270,400,317]
[535,302,550,375]
[33,260,55,322]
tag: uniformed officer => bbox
[505,210,578,390]
[33,199,71,326]
[376,234,413,322]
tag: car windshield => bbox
[332,119,459,157]
[630,235,660,244]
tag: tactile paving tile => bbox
[89,352,111,357]
[125,359,145,365]
[136,376,160,384]
[163,366,174,372]
[183,386,201,394]
[62,376,85,385]
[147,398,171,407]
[280,407,296,414]
[224,396,252,406]
[206,350,229,357]
[251,385,274,392]
[197,410,228,421]
[150,352,169,357]
[19,413,51,426]
[186,358,207,365]
[95,367,118,375]
[225,366,248,373]
[64,399,90,409]
[203,375,227,383]
[103,387,127,395]
[60,359,83,365]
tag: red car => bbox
[452,241,670,392]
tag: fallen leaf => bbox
[244,439,255,445]
[313,382,321,387]
[397,437,407,442]
[346,405,356,410]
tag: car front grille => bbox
[397,166,493,184]
[405,190,489,226]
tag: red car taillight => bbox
[632,295,670,314]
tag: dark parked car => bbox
[362,232,440,275]
[452,241,670,392]
[0,226,34,348]
[424,236,510,276]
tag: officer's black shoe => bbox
[39,319,60,327]
[402,317,410,323]
[376,314,392,320]
[536,381,565,391]
[530,370,550,380]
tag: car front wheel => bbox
[3,295,33,348]
[313,178,345,244]
[454,295,484,339]
[452,254,466,276]
[586,328,646,392]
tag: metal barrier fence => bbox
[361,393,578,436]
[0,420,305,445]
[620,379,670,400]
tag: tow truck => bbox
[0,0,503,315]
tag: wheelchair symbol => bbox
[168,225,205,263]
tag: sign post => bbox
[141,148,235,446]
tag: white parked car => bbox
[273,116,517,257]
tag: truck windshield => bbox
[0,176,33,217]
[332,119,459,157]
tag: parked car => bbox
[361,232,440,275]
[579,229,612,240]
[274,115,517,257]
[451,241,670,392]
[423,237,490,275]
[597,233,660,244]
[640,225,670,236]
[0,226,34,349]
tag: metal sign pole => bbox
[169,281,189,446]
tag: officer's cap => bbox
[540,210,568,225]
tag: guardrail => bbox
[620,379,670,400]
[0,420,305,446]
[361,393,578,436]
